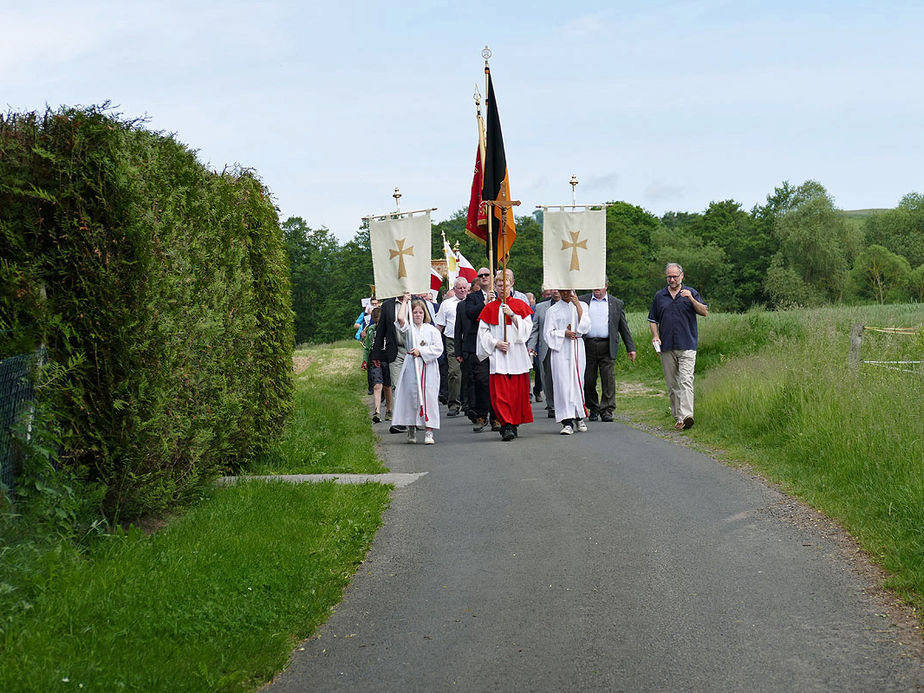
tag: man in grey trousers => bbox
[527,289,559,419]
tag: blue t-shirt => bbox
[647,286,706,351]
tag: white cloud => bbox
[643,179,686,203]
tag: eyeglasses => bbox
[478,273,490,277]
[666,275,680,279]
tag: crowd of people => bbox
[359,263,707,444]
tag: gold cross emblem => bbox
[561,231,588,271]
[389,238,414,278]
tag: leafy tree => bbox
[505,214,543,294]
[864,192,924,267]
[660,211,701,231]
[763,255,825,307]
[604,202,661,310]
[327,225,372,343]
[282,217,340,344]
[849,244,912,304]
[909,264,924,303]
[693,200,774,310]
[765,181,849,304]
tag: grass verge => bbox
[1,339,390,691]
[613,304,924,616]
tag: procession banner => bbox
[370,211,432,299]
[542,207,606,290]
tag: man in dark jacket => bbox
[580,279,637,422]
[459,266,493,431]
[370,296,407,433]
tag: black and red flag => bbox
[466,70,516,263]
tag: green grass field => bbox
[0,340,390,692]
[613,304,924,612]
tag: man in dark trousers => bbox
[461,266,493,432]
[370,296,407,434]
[580,279,637,422]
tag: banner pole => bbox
[484,50,494,282]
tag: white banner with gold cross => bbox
[541,207,606,290]
[369,210,433,299]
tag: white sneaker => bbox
[424,431,435,445]
[577,419,588,433]
[407,428,417,443]
[560,424,573,436]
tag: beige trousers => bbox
[660,349,696,422]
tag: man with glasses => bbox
[463,267,495,431]
[648,263,708,430]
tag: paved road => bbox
[267,402,924,692]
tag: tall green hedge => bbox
[0,106,294,519]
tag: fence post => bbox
[848,324,864,368]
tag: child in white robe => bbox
[392,293,443,444]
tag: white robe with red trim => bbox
[392,320,443,429]
[544,299,591,422]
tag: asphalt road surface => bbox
[267,401,923,692]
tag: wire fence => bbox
[1,349,44,495]
[849,324,923,374]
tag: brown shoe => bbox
[674,420,685,430]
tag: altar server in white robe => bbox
[393,292,443,444]
[543,289,591,435]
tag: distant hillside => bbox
[840,208,890,219]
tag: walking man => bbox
[435,277,469,416]
[463,267,494,431]
[527,288,558,419]
[371,296,409,434]
[580,280,637,422]
[648,263,708,430]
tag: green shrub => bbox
[0,105,294,520]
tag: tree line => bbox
[284,180,924,345]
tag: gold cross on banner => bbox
[389,238,414,278]
[561,230,588,271]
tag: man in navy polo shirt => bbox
[648,263,708,430]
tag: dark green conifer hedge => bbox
[0,106,294,518]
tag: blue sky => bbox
[3,1,923,241]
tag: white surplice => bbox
[476,301,533,375]
[543,299,591,422]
